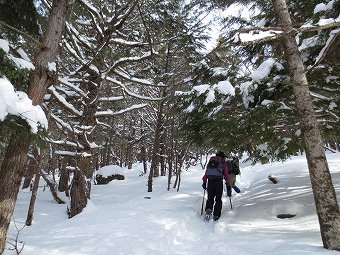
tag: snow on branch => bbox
[99,96,124,102]
[307,28,340,72]
[65,22,93,52]
[0,78,47,133]
[235,17,340,45]
[111,0,139,30]
[58,77,88,97]
[234,29,283,45]
[105,76,162,101]
[79,0,102,22]
[299,19,340,33]
[109,52,153,69]
[113,68,158,86]
[109,38,148,47]
[45,138,81,149]
[50,113,81,134]
[49,86,82,116]
[95,103,148,117]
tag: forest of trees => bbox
[0,0,339,253]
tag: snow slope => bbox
[4,152,340,255]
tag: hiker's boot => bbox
[205,209,212,221]
[233,186,241,193]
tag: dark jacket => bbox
[202,156,230,186]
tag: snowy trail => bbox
[5,153,340,255]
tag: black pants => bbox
[205,178,223,217]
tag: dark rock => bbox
[96,173,125,185]
[268,175,278,184]
[277,214,296,219]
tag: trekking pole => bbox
[201,189,206,215]
[229,196,233,210]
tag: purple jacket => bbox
[202,156,230,186]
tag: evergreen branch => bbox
[307,28,340,74]
[233,19,340,46]
[238,26,284,33]
[299,21,340,33]
[0,20,40,46]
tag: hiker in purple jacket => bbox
[202,151,231,221]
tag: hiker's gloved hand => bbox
[226,185,232,197]
[202,182,207,190]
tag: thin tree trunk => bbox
[148,103,164,192]
[140,116,148,174]
[167,146,174,191]
[40,170,65,204]
[160,140,166,176]
[173,153,180,189]
[271,0,340,250]
[22,157,35,190]
[25,145,43,226]
[58,158,68,192]
[25,172,40,226]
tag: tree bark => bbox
[0,1,70,252]
[271,0,340,250]
[148,103,164,192]
[69,169,87,218]
[58,158,68,192]
[25,172,40,226]
[0,133,30,253]
[40,170,65,204]
[22,146,40,189]
[25,145,43,226]
[22,157,35,190]
[68,67,101,217]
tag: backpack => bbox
[206,156,224,179]
[228,157,240,175]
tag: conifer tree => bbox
[0,1,71,253]
[174,0,340,250]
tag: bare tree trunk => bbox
[25,171,40,226]
[69,70,100,217]
[271,0,340,250]
[173,153,180,189]
[167,145,174,191]
[40,170,65,204]
[25,145,43,226]
[58,158,68,192]
[22,146,40,189]
[69,168,87,218]
[22,157,35,190]
[0,133,30,253]
[141,145,147,174]
[0,1,70,252]
[148,102,165,192]
[160,137,166,176]
[140,116,147,174]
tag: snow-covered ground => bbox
[4,152,340,255]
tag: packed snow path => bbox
[6,153,340,255]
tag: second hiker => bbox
[202,151,231,221]
[227,155,241,194]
